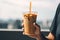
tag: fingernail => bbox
[33,23,35,25]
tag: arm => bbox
[36,32,54,40]
[46,32,54,40]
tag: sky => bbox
[0,0,60,21]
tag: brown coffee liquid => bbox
[23,13,37,35]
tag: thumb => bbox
[33,23,40,30]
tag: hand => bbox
[46,32,54,40]
[22,23,41,39]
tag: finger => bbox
[28,35,36,38]
[22,20,24,22]
[21,23,23,26]
[21,23,24,28]
[23,32,25,35]
[33,23,40,30]
[22,28,24,30]
[21,20,24,27]
[35,23,40,28]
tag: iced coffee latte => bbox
[23,13,37,35]
[23,2,37,35]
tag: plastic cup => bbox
[23,12,37,35]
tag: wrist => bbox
[36,34,42,40]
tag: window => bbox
[0,0,59,31]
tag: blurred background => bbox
[0,0,59,30]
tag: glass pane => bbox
[0,0,59,30]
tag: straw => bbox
[29,1,32,13]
